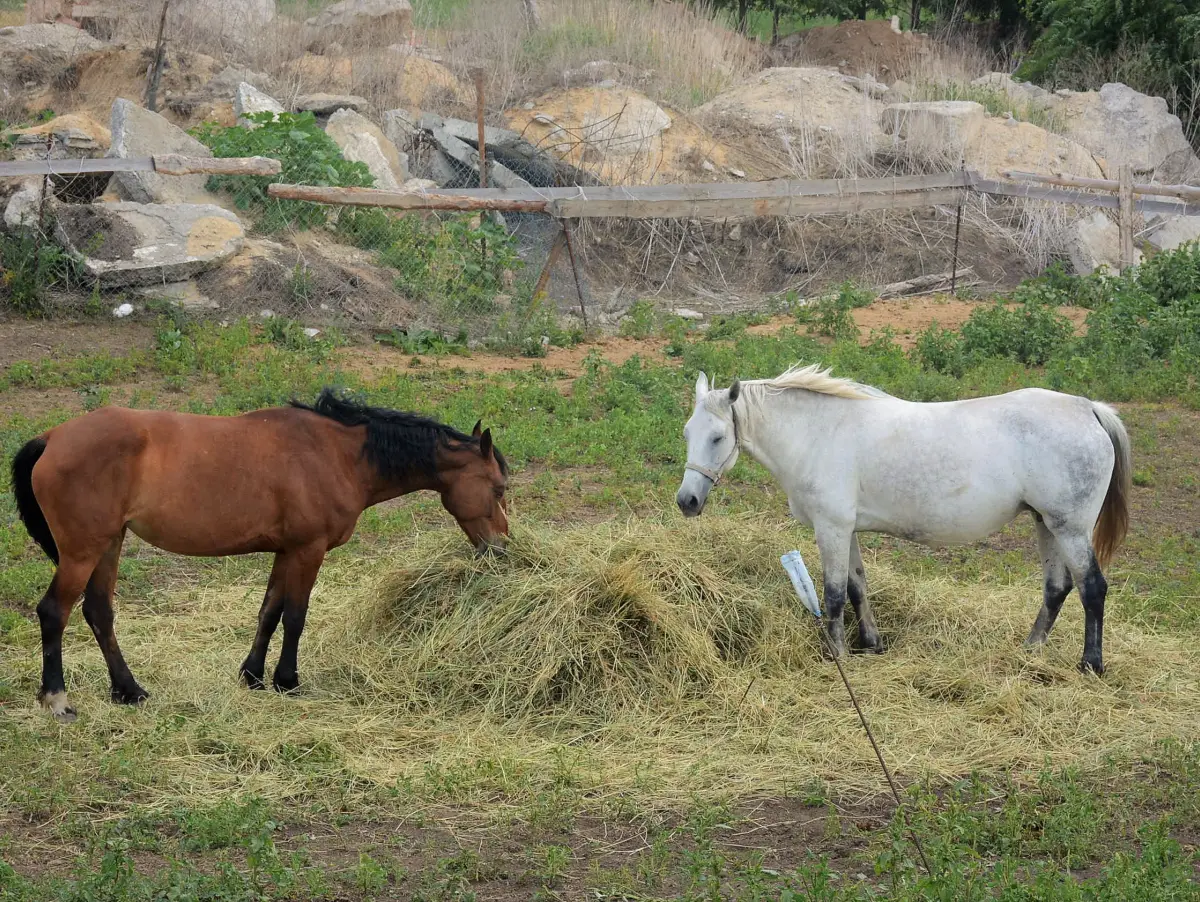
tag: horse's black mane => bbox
[293,389,507,482]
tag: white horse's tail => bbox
[1091,402,1132,568]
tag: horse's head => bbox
[441,421,510,555]
[677,371,741,518]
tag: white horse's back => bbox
[677,367,1132,673]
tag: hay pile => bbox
[6,517,1200,813]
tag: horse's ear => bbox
[695,371,709,403]
[479,428,493,460]
[728,380,741,403]
[471,420,483,438]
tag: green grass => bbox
[1,258,1199,898]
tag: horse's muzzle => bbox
[676,489,704,518]
[475,537,508,558]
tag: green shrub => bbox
[959,299,1074,366]
[192,112,374,233]
[0,229,80,316]
[914,323,966,377]
[376,214,521,315]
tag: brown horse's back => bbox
[34,406,366,559]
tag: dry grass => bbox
[4,517,1198,816]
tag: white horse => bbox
[676,364,1131,674]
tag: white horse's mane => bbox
[748,363,884,400]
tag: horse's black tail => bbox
[11,437,58,564]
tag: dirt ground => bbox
[775,18,937,81]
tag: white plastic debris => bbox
[781,550,822,618]
[112,303,134,318]
[303,327,321,338]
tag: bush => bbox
[192,112,374,233]
[914,323,966,377]
[959,299,1074,366]
[0,228,81,316]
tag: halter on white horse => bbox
[677,363,1131,675]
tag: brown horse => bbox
[11,389,509,722]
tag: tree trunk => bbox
[909,0,921,30]
[771,0,781,44]
[521,0,541,31]
[737,0,750,34]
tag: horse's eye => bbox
[711,435,722,445]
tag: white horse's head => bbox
[677,371,741,517]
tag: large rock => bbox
[305,0,412,36]
[1145,215,1200,252]
[108,99,214,204]
[5,182,44,231]
[1054,83,1200,182]
[971,72,1054,111]
[295,93,370,116]
[881,101,987,159]
[1068,211,1141,276]
[966,117,1104,180]
[0,23,104,64]
[326,108,408,189]
[235,82,284,127]
[54,202,244,288]
[695,68,883,176]
[169,0,276,45]
[8,112,111,161]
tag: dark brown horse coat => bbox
[12,391,509,721]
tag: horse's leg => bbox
[1025,518,1073,647]
[814,523,853,658]
[240,554,286,689]
[847,534,882,652]
[81,529,147,705]
[36,554,99,722]
[271,545,326,694]
[1047,526,1107,674]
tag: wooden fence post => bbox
[1118,164,1135,271]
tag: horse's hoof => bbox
[111,683,150,705]
[240,665,266,690]
[1079,657,1105,676]
[272,672,300,695]
[39,691,77,723]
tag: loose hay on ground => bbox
[2,517,1198,817]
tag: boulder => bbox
[5,182,45,231]
[108,99,214,204]
[382,108,420,150]
[1054,83,1200,182]
[695,67,882,175]
[235,82,284,127]
[8,112,111,161]
[202,66,279,102]
[562,60,626,87]
[295,93,369,116]
[881,101,986,159]
[169,0,276,45]
[305,0,412,36]
[1067,211,1141,276]
[971,72,1054,111]
[965,117,1103,180]
[54,202,245,288]
[326,109,408,189]
[0,23,104,65]
[1145,215,1200,252]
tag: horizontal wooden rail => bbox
[267,183,551,212]
[268,172,973,219]
[0,154,282,179]
[1003,169,1200,203]
[972,175,1200,217]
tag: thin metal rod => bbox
[950,200,963,296]
[562,218,588,331]
[818,626,933,876]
